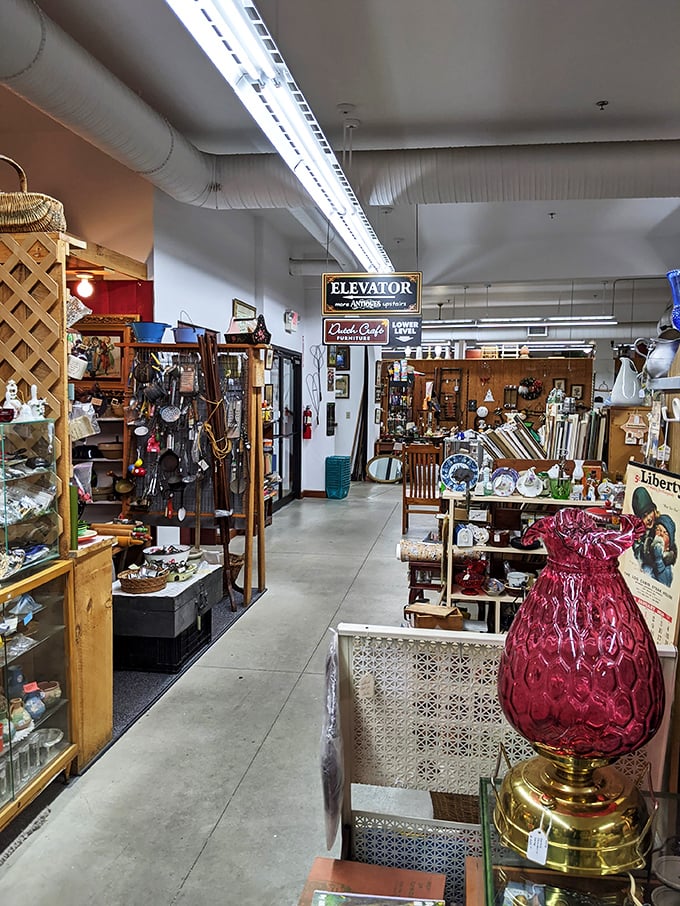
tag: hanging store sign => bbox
[322,272,422,316]
[323,318,389,345]
[387,317,422,347]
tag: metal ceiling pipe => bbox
[349,142,680,205]
[0,0,362,268]
[288,258,339,276]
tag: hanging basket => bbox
[0,155,67,233]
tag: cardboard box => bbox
[404,602,464,630]
[298,859,446,906]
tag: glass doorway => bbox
[268,347,301,510]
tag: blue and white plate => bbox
[440,454,479,492]
[491,467,519,497]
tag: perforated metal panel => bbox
[337,625,675,906]
[353,811,481,906]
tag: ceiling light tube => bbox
[166,0,393,272]
[211,0,278,81]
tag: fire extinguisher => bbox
[303,405,313,439]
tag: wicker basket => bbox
[118,568,168,594]
[0,155,67,232]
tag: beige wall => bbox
[0,86,153,263]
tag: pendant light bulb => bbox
[75,274,94,299]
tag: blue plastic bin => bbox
[325,455,351,499]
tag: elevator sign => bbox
[322,272,421,316]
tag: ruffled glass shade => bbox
[498,509,664,759]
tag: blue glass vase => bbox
[667,269,680,330]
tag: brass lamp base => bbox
[493,752,653,876]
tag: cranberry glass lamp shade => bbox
[494,509,666,875]
[498,509,664,759]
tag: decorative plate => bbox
[491,467,519,497]
[484,577,504,596]
[516,469,544,498]
[440,454,479,493]
[655,856,680,891]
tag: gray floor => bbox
[1,482,435,905]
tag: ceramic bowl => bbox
[38,681,62,707]
[143,544,191,567]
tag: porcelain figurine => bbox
[3,380,21,415]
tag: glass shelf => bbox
[480,776,680,906]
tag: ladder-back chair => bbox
[402,443,442,533]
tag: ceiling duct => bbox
[3,0,680,262]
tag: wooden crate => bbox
[0,232,71,552]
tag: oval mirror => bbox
[366,454,403,483]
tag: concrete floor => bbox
[1,482,435,905]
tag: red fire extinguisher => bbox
[303,405,313,439]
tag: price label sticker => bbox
[199,459,210,472]
[526,827,549,865]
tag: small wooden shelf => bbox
[443,491,594,506]
[452,543,547,555]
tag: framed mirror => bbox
[366,454,403,484]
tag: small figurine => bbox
[3,380,21,414]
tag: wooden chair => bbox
[401,443,441,533]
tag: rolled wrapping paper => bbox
[397,539,443,562]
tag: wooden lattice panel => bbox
[0,232,70,552]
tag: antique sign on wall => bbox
[322,273,422,316]
[619,461,680,645]
[323,318,389,345]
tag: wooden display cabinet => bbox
[0,561,78,832]
[377,357,593,439]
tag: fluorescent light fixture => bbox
[423,317,617,329]
[165,0,393,272]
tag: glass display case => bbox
[0,419,60,584]
[0,561,76,826]
[479,776,680,906]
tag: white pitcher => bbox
[610,357,642,406]
[634,336,680,380]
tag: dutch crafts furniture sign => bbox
[322,272,422,315]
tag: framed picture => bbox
[327,367,336,392]
[553,378,566,391]
[374,407,382,424]
[335,345,350,371]
[264,383,273,405]
[374,386,382,403]
[335,374,350,399]
[265,347,274,370]
[70,314,137,383]
[232,298,256,320]
[571,383,584,400]
[327,345,337,368]
[375,360,383,385]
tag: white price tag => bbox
[526,827,549,865]
[199,459,210,472]
[526,809,552,865]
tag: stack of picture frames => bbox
[328,344,350,399]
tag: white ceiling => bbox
[5,0,680,324]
